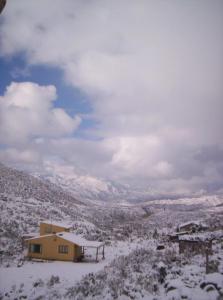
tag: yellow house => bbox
[39,221,72,236]
[26,222,105,262]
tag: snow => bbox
[178,220,208,229]
[22,232,39,238]
[0,241,141,298]
[26,232,105,247]
[204,273,223,288]
[25,234,55,241]
[57,232,104,248]
[0,261,103,295]
[178,230,223,241]
[146,195,223,207]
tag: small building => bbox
[178,230,223,255]
[25,221,105,262]
[177,221,208,233]
[39,221,73,236]
[179,238,212,255]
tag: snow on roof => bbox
[22,232,39,238]
[25,232,104,248]
[178,230,223,242]
[25,234,53,241]
[40,220,73,228]
[57,232,104,248]
[175,231,191,236]
[178,220,208,229]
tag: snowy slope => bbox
[0,163,145,262]
[30,162,223,204]
[0,163,93,261]
[38,171,130,202]
[0,162,83,206]
[143,195,223,208]
[30,160,133,202]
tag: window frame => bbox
[58,245,69,254]
[29,243,42,254]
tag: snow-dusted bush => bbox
[47,275,60,287]
[65,246,182,299]
[33,278,44,288]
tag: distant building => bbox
[179,238,212,255]
[168,231,192,243]
[177,221,208,233]
[25,221,105,262]
[178,230,223,255]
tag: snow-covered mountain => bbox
[29,161,193,203]
[32,162,132,202]
[0,162,84,206]
[33,164,223,205]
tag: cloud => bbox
[0,148,41,164]
[0,0,223,196]
[104,135,170,178]
[0,82,81,145]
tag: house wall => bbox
[179,240,212,255]
[27,235,81,261]
[40,223,70,236]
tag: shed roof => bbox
[178,230,223,242]
[57,232,104,248]
[178,220,208,229]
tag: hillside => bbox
[0,163,88,262]
[33,165,132,203]
[0,162,83,206]
[0,163,144,263]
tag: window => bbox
[29,244,42,253]
[58,245,68,254]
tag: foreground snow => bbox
[1,237,223,300]
[0,240,141,299]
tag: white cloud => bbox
[105,135,163,177]
[0,0,223,196]
[0,148,41,164]
[153,161,173,177]
[0,82,81,145]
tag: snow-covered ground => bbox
[1,234,223,299]
[0,240,146,299]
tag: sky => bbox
[0,0,223,198]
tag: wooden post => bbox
[96,247,98,262]
[102,245,105,259]
[205,246,209,274]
